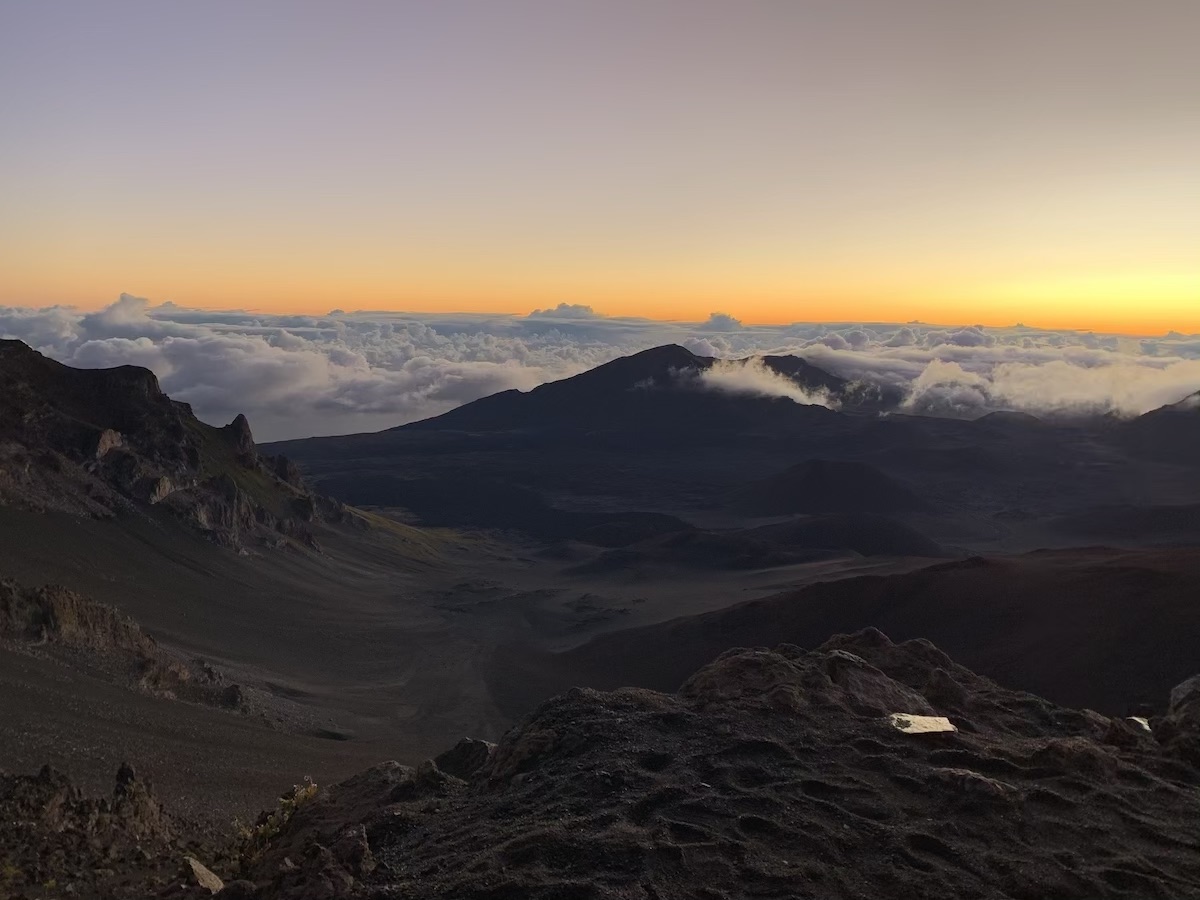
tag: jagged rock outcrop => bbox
[224,414,256,460]
[0,576,246,708]
[0,339,337,549]
[0,764,180,899]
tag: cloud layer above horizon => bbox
[3,296,1199,442]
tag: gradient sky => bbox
[2,0,1198,332]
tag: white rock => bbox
[1127,716,1151,732]
[889,713,957,734]
[184,856,224,894]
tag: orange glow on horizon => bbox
[3,269,1196,337]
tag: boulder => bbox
[94,428,123,458]
[1158,674,1200,765]
[1168,674,1200,725]
[185,856,225,894]
[148,475,174,504]
[434,737,496,780]
[824,649,935,716]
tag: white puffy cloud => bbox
[681,336,727,357]
[883,327,917,347]
[696,312,744,332]
[842,329,872,350]
[2,295,1199,440]
[937,326,994,348]
[818,333,851,351]
[904,355,1200,418]
[800,330,1200,419]
[526,303,599,319]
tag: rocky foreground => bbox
[4,629,1200,899]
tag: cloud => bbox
[800,335,1200,419]
[2,296,1199,440]
[903,356,1200,418]
[842,329,871,349]
[692,358,839,408]
[884,327,917,347]
[682,336,728,357]
[936,326,994,348]
[696,312,743,332]
[818,333,851,351]
[526,303,599,319]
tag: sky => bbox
[2,1,1198,333]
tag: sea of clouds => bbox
[3,295,1199,441]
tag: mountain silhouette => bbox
[402,344,850,433]
[1121,389,1200,465]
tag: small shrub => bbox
[234,776,319,868]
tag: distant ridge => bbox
[1120,388,1200,465]
[401,344,853,432]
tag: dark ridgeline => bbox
[400,343,856,435]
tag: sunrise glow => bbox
[1,1,1197,335]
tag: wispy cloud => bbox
[693,358,839,408]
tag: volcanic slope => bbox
[0,343,512,821]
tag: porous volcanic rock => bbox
[223,630,1200,899]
